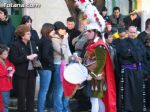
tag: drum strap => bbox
[60,48,65,60]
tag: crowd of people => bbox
[0,3,150,112]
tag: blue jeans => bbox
[1,91,10,112]
[53,64,69,112]
[38,70,52,112]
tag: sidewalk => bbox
[9,98,90,112]
[9,98,51,112]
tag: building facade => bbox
[0,0,149,33]
[0,0,150,100]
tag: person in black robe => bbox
[138,19,150,110]
[112,28,127,88]
[144,37,150,111]
[113,27,127,47]
[116,26,147,112]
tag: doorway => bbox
[0,0,22,27]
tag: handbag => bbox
[32,58,42,68]
[29,41,42,69]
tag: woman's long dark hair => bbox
[20,15,32,24]
[41,23,54,38]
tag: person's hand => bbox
[86,75,92,81]
[27,54,38,60]
[73,53,82,63]
[32,53,38,58]
[75,57,82,63]
[96,74,104,80]
[63,32,68,38]
[27,55,34,60]
[7,67,13,71]
[7,67,15,77]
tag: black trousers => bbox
[16,70,36,112]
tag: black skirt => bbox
[117,68,146,112]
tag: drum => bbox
[64,63,88,84]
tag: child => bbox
[0,44,15,112]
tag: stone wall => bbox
[23,0,71,37]
[141,0,150,31]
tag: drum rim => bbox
[64,63,88,84]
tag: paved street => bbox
[8,98,90,112]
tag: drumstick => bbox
[78,60,81,64]
[73,52,82,64]
[90,72,98,78]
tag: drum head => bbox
[64,63,88,84]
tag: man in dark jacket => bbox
[66,17,81,53]
[0,7,15,46]
[138,18,150,44]
[109,7,125,32]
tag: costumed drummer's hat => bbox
[84,23,101,32]
[75,0,105,33]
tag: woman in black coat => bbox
[20,15,40,45]
[9,25,38,112]
[37,23,55,112]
